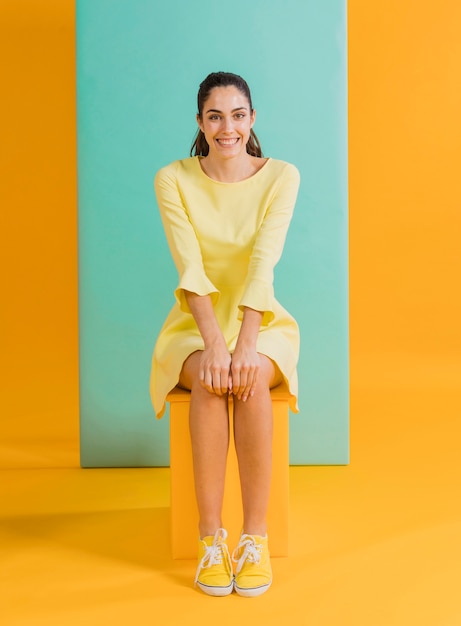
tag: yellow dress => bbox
[150,156,300,418]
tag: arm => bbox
[238,163,300,324]
[184,290,231,396]
[231,306,264,401]
[232,164,300,400]
[156,165,229,396]
[155,164,219,311]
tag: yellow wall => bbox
[1,0,460,466]
[349,1,461,362]
[0,1,79,463]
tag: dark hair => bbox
[190,71,263,158]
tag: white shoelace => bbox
[194,528,231,586]
[232,534,262,574]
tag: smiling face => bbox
[197,85,256,161]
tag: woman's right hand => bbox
[199,341,232,396]
[183,290,232,395]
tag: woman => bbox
[151,71,300,597]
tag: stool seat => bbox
[167,384,290,559]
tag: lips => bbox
[216,138,240,146]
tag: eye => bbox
[234,113,245,119]
[208,114,220,121]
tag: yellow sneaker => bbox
[194,528,234,596]
[232,533,272,597]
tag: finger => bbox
[211,370,222,395]
[199,368,207,389]
[203,370,214,393]
[236,367,250,400]
[214,369,230,396]
[242,364,259,401]
[217,366,230,395]
[221,372,229,395]
[231,369,242,397]
[241,374,253,402]
[249,367,258,397]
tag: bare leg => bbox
[233,355,282,536]
[179,351,229,539]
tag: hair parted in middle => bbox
[190,71,263,158]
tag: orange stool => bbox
[167,384,290,559]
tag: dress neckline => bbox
[195,156,271,185]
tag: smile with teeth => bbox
[216,138,240,146]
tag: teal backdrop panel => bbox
[77,0,349,467]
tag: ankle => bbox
[242,524,267,537]
[199,523,224,540]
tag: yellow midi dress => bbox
[150,156,300,418]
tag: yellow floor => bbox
[2,356,461,626]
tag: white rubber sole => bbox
[196,581,234,597]
[233,581,272,597]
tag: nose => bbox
[222,116,234,133]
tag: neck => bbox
[200,153,255,183]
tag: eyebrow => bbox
[205,107,248,114]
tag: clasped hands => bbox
[198,342,260,402]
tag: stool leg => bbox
[170,397,198,559]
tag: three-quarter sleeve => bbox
[154,164,219,313]
[238,163,300,325]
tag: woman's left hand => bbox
[230,344,260,402]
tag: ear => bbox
[196,114,204,133]
[250,109,256,128]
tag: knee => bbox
[258,354,282,389]
[190,380,230,409]
[178,350,202,390]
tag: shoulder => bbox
[154,157,198,187]
[260,159,300,192]
[266,158,300,181]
